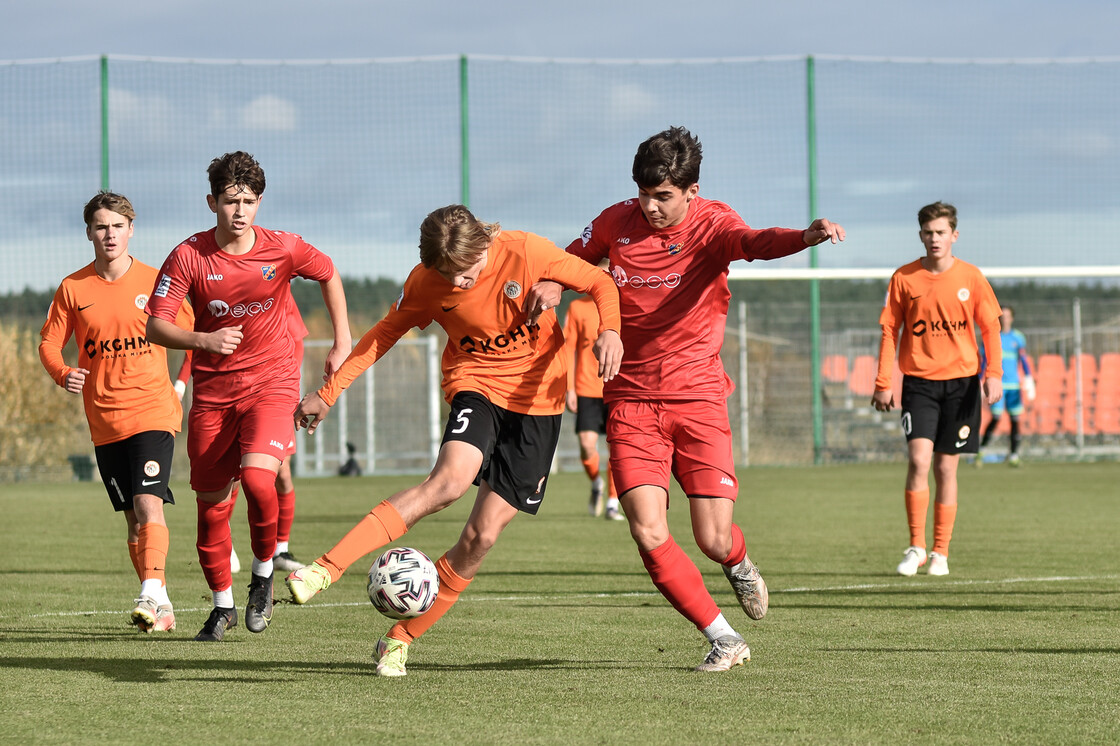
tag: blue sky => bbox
[5,0,1120,61]
[3,2,1120,292]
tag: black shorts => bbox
[94,430,177,512]
[900,375,982,454]
[574,396,608,435]
[442,391,562,516]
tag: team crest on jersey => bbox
[503,280,522,299]
[134,293,148,310]
[261,264,277,281]
[957,287,970,302]
[668,242,684,255]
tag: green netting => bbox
[4,54,1119,294]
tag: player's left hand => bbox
[294,391,331,434]
[525,280,563,326]
[803,218,845,246]
[982,376,1003,406]
[593,330,623,382]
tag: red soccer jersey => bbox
[566,196,807,403]
[145,226,334,404]
[319,230,620,416]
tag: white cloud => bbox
[238,95,298,131]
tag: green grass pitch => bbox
[1,461,1117,744]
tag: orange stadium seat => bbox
[821,354,849,384]
[1092,354,1120,435]
[848,355,878,398]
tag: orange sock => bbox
[581,452,600,481]
[137,523,169,585]
[606,464,618,500]
[905,489,930,548]
[319,501,407,582]
[127,541,141,581]
[389,553,472,644]
[932,502,957,557]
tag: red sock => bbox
[241,466,279,563]
[137,523,169,585]
[721,523,746,567]
[276,489,296,544]
[196,498,235,592]
[640,537,721,631]
[319,501,408,582]
[389,553,472,644]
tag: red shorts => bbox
[607,399,738,500]
[187,380,299,491]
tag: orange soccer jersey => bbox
[563,295,605,399]
[39,260,194,445]
[876,258,1002,390]
[319,230,620,416]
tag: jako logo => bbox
[207,273,224,281]
[611,265,681,289]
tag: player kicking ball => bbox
[286,204,622,676]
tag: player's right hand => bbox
[294,391,331,434]
[871,389,894,412]
[205,325,243,355]
[63,368,89,394]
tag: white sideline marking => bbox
[14,574,1117,621]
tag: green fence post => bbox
[806,55,823,464]
[100,54,109,190]
[460,54,470,208]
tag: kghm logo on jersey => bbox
[84,336,152,359]
[261,264,277,281]
[459,322,540,355]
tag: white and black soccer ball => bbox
[367,547,440,619]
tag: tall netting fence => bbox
[3,54,1118,478]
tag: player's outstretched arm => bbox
[802,218,846,246]
[593,330,623,382]
[294,391,332,434]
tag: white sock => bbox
[605,497,620,511]
[702,613,738,643]
[154,584,171,606]
[139,578,163,599]
[213,587,234,609]
[273,541,289,557]
[252,557,274,578]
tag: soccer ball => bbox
[367,547,440,619]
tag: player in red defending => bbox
[39,192,194,633]
[285,204,622,677]
[530,126,844,671]
[172,293,309,576]
[145,151,351,641]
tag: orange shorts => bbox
[187,382,298,491]
[606,398,738,500]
